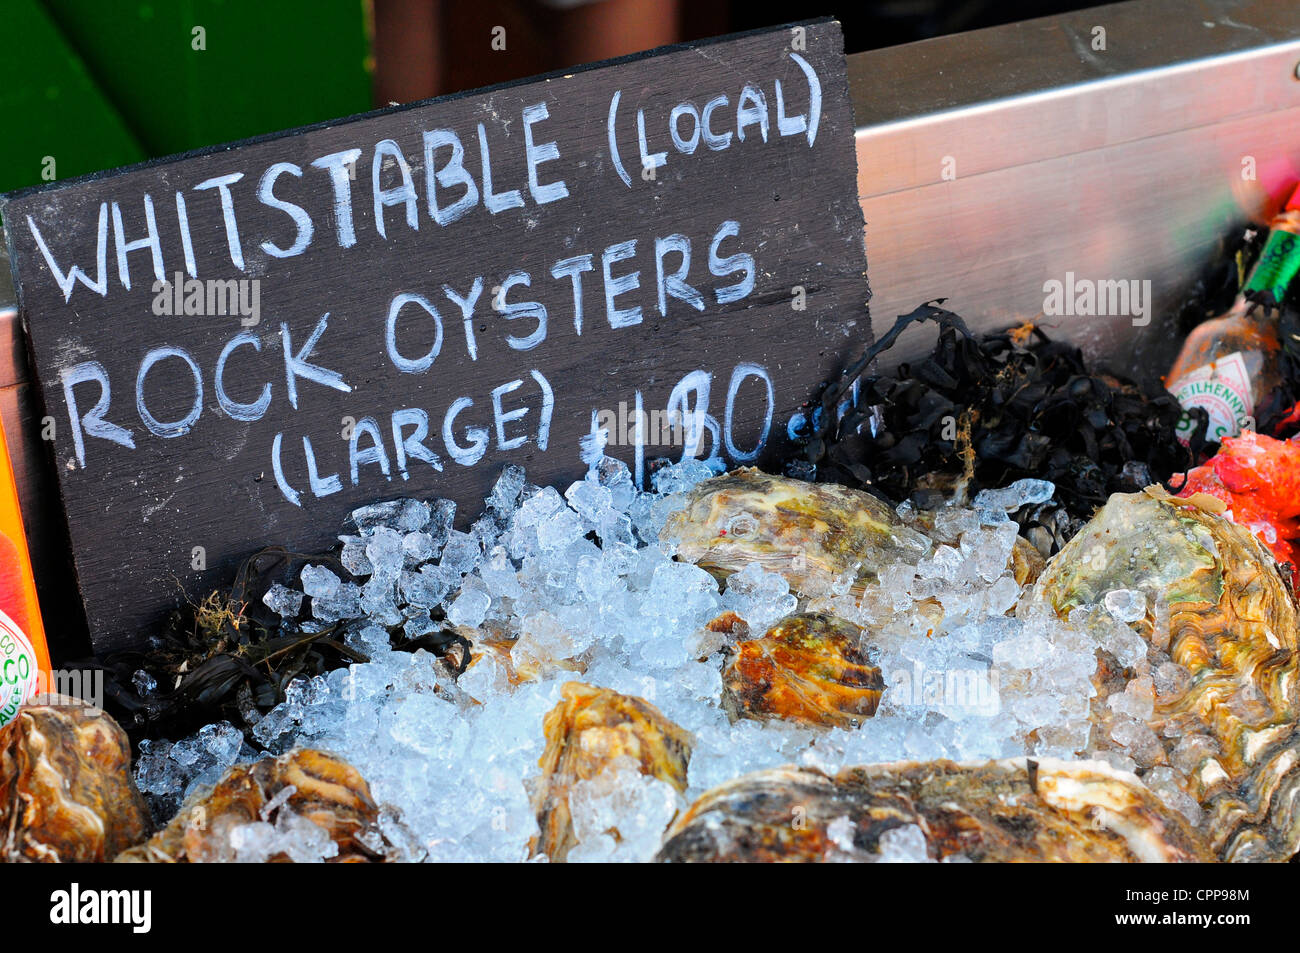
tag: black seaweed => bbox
[790,300,1207,543]
[73,545,460,745]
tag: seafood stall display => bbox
[8,208,1300,864]
[98,440,1298,862]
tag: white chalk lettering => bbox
[655,234,704,315]
[111,194,164,291]
[135,346,203,438]
[443,396,489,466]
[27,206,109,301]
[348,415,392,485]
[491,378,529,451]
[386,292,444,373]
[423,129,480,225]
[602,239,642,328]
[442,278,483,360]
[281,313,352,409]
[303,434,343,497]
[310,149,363,248]
[61,361,135,467]
[257,163,314,258]
[521,102,569,205]
[372,139,420,239]
[709,220,754,304]
[215,332,272,422]
[493,271,547,350]
[551,254,594,334]
[478,123,524,214]
[391,408,444,479]
[192,172,247,270]
[723,362,773,461]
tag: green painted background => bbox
[0,0,373,197]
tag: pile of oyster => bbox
[650,471,1300,861]
[7,462,1299,863]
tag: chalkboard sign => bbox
[1,20,870,653]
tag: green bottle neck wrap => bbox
[1244,227,1300,307]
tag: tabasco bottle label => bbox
[1171,351,1254,444]
[0,414,50,718]
[0,607,39,727]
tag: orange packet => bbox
[0,413,50,726]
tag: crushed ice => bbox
[142,460,1188,860]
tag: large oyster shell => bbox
[656,759,1210,863]
[1032,489,1300,861]
[0,697,151,862]
[116,748,389,862]
[721,612,884,728]
[661,468,932,594]
[529,682,692,862]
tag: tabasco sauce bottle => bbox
[1167,183,1300,444]
[0,414,50,727]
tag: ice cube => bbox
[336,535,373,576]
[486,464,527,522]
[263,583,305,618]
[440,531,482,574]
[1152,661,1191,699]
[875,824,932,863]
[595,456,637,511]
[1103,588,1148,623]
[426,498,456,549]
[349,498,430,534]
[399,564,459,608]
[402,532,437,566]
[300,565,341,600]
[365,527,405,576]
[650,457,719,495]
[448,588,492,629]
[311,581,363,622]
[973,479,1055,511]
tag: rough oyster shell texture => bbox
[721,611,884,729]
[662,467,932,594]
[0,697,151,862]
[116,748,387,862]
[656,759,1210,863]
[1032,489,1300,861]
[530,682,692,862]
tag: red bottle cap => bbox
[1286,182,1300,212]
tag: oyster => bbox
[0,697,151,862]
[1032,489,1300,861]
[116,748,390,862]
[662,468,1045,595]
[662,468,931,594]
[721,612,884,729]
[530,682,693,862]
[656,759,1210,863]
[1010,535,1047,586]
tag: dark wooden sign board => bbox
[1,20,870,653]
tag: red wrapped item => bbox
[1175,430,1300,585]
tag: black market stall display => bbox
[3,4,1300,865]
